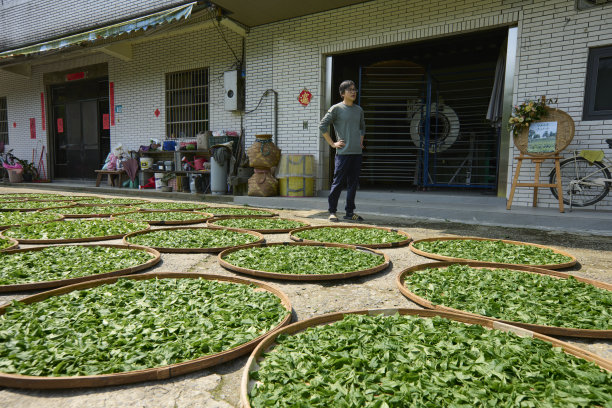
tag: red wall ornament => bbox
[298,88,313,107]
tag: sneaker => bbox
[343,213,364,221]
[328,213,339,222]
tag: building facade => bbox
[1,0,611,209]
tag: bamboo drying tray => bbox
[0,221,151,244]
[59,204,139,218]
[136,203,209,212]
[290,224,412,248]
[218,242,390,281]
[0,212,65,230]
[113,211,214,226]
[397,261,612,338]
[0,237,18,252]
[208,216,310,234]
[241,308,612,407]
[25,196,99,202]
[0,273,292,389]
[0,201,77,212]
[409,236,576,269]
[123,226,264,253]
[204,207,278,218]
[0,244,161,292]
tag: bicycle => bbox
[548,138,612,208]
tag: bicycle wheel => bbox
[549,157,611,207]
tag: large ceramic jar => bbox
[247,134,281,169]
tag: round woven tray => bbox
[123,226,265,253]
[0,237,18,252]
[25,196,99,202]
[513,107,574,157]
[136,204,209,212]
[112,211,214,226]
[0,221,151,244]
[204,207,278,218]
[0,273,292,389]
[240,308,612,407]
[218,242,390,281]
[0,213,65,230]
[396,261,612,339]
[60,205,140,219]
[0,244,161,293]
[289,224,412,248]
[208,216,310,234]
[409,236,576,269]
[0,201,77,212]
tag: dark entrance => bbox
[332,28,508,192]
[49,77,110,179]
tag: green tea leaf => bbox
[213,218,307,231]
[293,227,406,245]
[224,245,385,275]
[404,264,612,330]
[3,219,149,240]
[0,278,288,376]
[249,314,612,407]
[413,239,572,265]
[0,245,155,285]
[126,227,259,249]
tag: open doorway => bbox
[330,28,508,193]
[46,64,110,180]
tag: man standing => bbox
[319,80,365,222]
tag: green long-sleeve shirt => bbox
[319,102,365,155]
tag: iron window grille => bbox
[583,46,612,121]
[0,97,8,144]
[165,67,209,139]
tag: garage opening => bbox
[331,28,508,192]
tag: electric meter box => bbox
[224,70,244,111]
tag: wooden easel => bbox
[506,155,564,212]
[507,98,574,213]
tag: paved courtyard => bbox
[0,188,610,407]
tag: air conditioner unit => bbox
[224,70,244,111]
[577,0,612,10]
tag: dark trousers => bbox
[328,154,362,214]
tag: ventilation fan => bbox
[577,0,612,10]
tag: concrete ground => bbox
[0,186,611,407]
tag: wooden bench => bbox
[95,170,126,187]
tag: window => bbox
[0,97,8,144]
[165,68,209,138]
[583,46,612,120]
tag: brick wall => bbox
[244,0,612,209]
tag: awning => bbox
[0,2,196,60]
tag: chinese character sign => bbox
[298,88,312,107]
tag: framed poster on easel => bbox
[507,100,575,213]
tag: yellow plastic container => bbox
[277,155,315,197]
[279,177,315,197]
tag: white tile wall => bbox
[0,23,243,176]
[244,0,612,209]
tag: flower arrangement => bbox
[508,100,548,136]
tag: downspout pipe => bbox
[265,89,278,145]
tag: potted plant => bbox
[15,159,39,182]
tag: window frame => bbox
[583,46,612,121]
[0,97,8,145]
[164,67,209,139]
